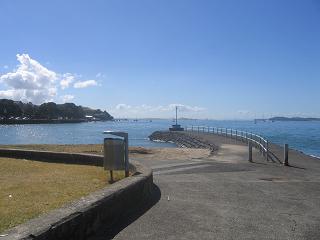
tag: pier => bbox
[95,129,320,239]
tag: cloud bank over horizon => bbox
[0,54,98,104]
[110,103,206,118]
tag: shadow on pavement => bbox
[89,183,161,240]
[288,164,306,170]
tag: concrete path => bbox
[93,133,320,240]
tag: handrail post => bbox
[248,142,253,162]
[266,140,269,161]
[284,144,289,166]
[258,137,261,154]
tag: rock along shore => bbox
[149,131,218,153]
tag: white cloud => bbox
[60,73,75,89]
[116,103,131,110]
[0,54,57,90]
[167,104,205,112]
[61,94,75,103]
[0,54,99,104]
[74,80,98,88]
[0,54,57,104]
[0,89,56,103]
[0,89,23,99]
[96,72,106,78]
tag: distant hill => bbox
[269,117,320,122]
[0,99,113,121]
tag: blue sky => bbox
[0,0,319,119]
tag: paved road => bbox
[92,133,320,240]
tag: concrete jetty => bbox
[92,131,320,240]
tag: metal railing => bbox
[185,126,270,161]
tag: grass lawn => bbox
[0,156,124,233]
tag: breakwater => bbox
[149,131,217,153]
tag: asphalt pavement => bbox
[92,132,320,240]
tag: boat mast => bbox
[175,106,178,125]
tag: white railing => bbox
[185,126,269,161]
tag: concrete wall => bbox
[0,149,153,240]
[0,148,103,166]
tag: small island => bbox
[0,99,113,124]
[269,117,320,122]
[255,117,320,122]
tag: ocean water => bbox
[0,119,319,157]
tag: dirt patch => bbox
[130,147,212,161]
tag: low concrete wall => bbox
[0,150,153,240]
[0,148,103,166]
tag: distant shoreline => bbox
[0,119,111,125]
[255,117,320,122]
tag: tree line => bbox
[0,99,113,121]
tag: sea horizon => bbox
[0,119,319,158]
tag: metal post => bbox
[266,140,269,161]
[124,136,129,177]
[248,142,253,162]
[109,170,114,183]
[284,144,289,166]
[175,106,178,126]
[259,138,262,153]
